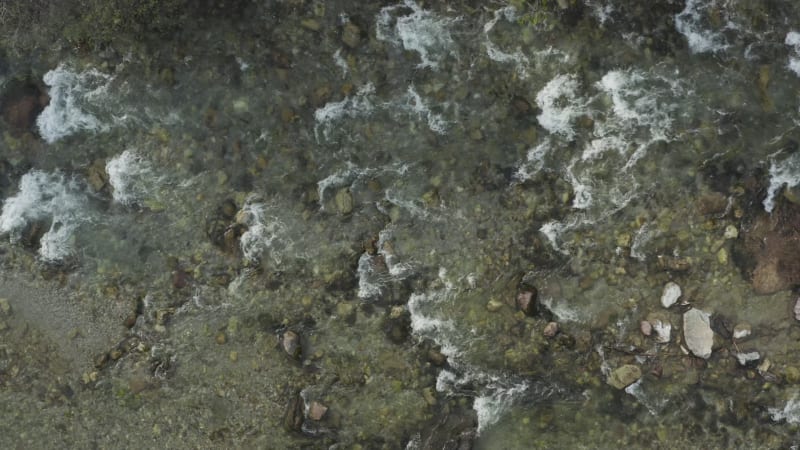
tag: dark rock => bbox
[516,285,540,317]
[695,192,729,216]
[384,307,412,344]
[0,80,48,133]
[735,195,800,294]
[510,96,534,117]
[284,390,305,432]
[710,314,734,340]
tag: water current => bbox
[3,0,800,448]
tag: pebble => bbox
[683,308,714,359]
[607,364,642,389]
[661,282,681,308]
[543,322,559,338]
[640,320,652,336]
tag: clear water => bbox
[3,0,800,448]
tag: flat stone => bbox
[683,308,714,359]
[661,282,681,308]
[607,364,642,390]
[307,401,328,421]
[640,320,652,336]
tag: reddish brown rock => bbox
[735,196,800,294]
[307,401,328,421]
[543,321,559,338]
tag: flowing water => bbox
[3,0,800,448]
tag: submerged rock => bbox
[607,364,642,389]
[543,321,559,338]
[683,308,714,359]
[281,330,303,360]
[661,282,681,308]
[735,196,800,294]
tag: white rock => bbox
[733,323,751,340]
[661,282,682,308]
[735,351,760,366]
[683,308,714,359]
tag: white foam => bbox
[536,74,585,140]
[356,227,413,299]
[376,0,458,69]
[236,196,290,264]
[473,379,528,434]
[0,170,89,262]
[36,64,112,143]
[770,395,800,424]
[539,219,577,254]
[514,140,551,182]
[105,150,155,206]
[624,380,666,416]
[651,319,671,343]
[541,297,582,323]
[630,222,654,262]
[333,48,349,78]
[764,152,800,213]
[674,0,729,54]
[483,7,530,78]
[402,86,448,134]
[314,83,376,141]
[787,32,800,76]
[585,0,614,25]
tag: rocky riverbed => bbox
[3,0,800,448]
